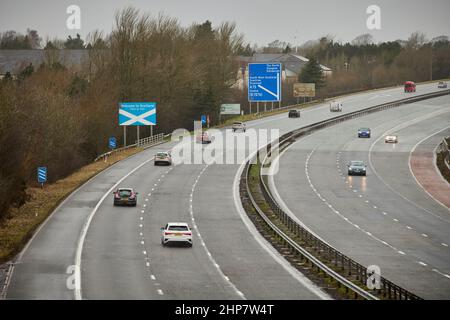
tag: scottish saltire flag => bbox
[119,102,156,126]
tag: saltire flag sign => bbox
[119,102,156,126]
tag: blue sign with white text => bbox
[109,137,117,149]
[37,167,47,184]
[248,63,282,102]
[201,115,207,125]
[119,102,156,126]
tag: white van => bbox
[330,101,343,112]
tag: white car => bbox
[154,151,172,166]
[232,121,246,132]
[329,101,343,112]
[384,135,398,143]
[161,222,193,247]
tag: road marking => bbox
[406,226,412,230]
[393,218,399,222]
[418,261,427,266]
[74,156,155,300]
[422,234,428,238]
[398,251,405,255]
[368,116,450,223]
[442,243,448,247]
[150,275,156,280]
[190,165,246,300]
[157,289,164,295]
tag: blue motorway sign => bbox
[119,102,156,126]
[37,167,47,184]
[248,63,281,102]
[201,115,207,125]
[109,137,117,149]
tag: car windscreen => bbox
[119,190,132,197]
[351,161,364,166]
[168,225,188,231]
[233,122,242,125]
[156,153,167,157]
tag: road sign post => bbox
[123,126,127,147]
[37,167,47,188]
[137,125,140,147]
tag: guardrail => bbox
[441,137,450,168]
[437,137,450,180]
[241,89,450,300]
[94,133,165,162]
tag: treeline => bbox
[298,33,450,98]
[0,7,245,220]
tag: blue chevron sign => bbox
[37,167,47,184]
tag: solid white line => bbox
[233,150,331,300]
[190,165,246,300]
[368,111,450,223]
[408,124,450,214]
[74,157,154,300]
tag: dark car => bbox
[113,188,138,206]
[288,109,301,118]
[348,161,367,176]
[358,128,371,138]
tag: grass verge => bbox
[0,147,143,264]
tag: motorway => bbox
[5,82,449,299]
[270,95,450,299]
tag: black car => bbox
[288,109,301,118]
[113,188,138,206]
[348,161,367,176]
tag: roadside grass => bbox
[0,147,142,264]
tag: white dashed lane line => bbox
[304,149,449,280]
[189,165,246,299]
[137,168,173,297]
[336,153,448,251]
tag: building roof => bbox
[0,49,88,74]
[237,53,331,76]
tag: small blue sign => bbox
[37,167,47,184]
[248,63,282,102]
[201,115,207,125]
[119,102,156,126]
[109,137,117,149]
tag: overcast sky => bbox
[1,0,449,46]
